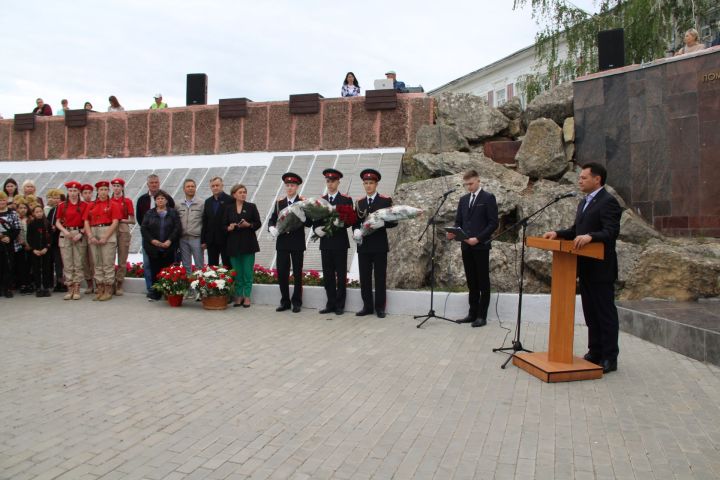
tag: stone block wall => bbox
[574,47,720,237]
[0,94,434,161]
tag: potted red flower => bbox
[152,265,191,306]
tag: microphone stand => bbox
[491,194,573,368]
[415,191,456,328]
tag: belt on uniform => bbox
[66,226,82,231]
[92,223,112,227]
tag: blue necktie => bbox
[582,196,591,212]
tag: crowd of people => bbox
[25,69,410,118]
[0,169,398,317]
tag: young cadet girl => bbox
[110,178,135,296]
[56,181,89,300]
[83,181,122,301]
[26,205,53,297]
[80,184,95,294]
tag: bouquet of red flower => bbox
[311,204,358,241]
[190,265,236,298]
[152,264,191,296]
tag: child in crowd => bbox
[26,205,53,297]
[12,197,33,294]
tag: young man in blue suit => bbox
[447,170,499,327]
[543,162,622,373]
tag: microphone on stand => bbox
[441,188,457,198]
[554,191,577,201]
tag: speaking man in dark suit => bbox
[201,176,233,267]
[268,172,312,313]
[353,168,397,318]
[447,169,499,327]
[313,168,353,316]
[543,162,622,373]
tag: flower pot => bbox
[166,294,184,307]
[202,295,229,310]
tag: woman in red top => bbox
[110,178,136,296]
[83,181,122,301]
[56,181,89,300]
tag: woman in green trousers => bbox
[224,184,261,307]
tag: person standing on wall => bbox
[268,173,312,313]
[447,169,499,327]
[201,176,232,268]
[542,162,622,374]
[136,174,175,299]
[353,169,397,319]
[110,178,135,296]
[313,168,353,315]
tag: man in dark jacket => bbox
[313,168,353,315]
[136,174,175,295]
[268,172,312,313]
[447,169,499,327]
[201,176,232,267]
[543,162,622,374]
[353,169,397,318]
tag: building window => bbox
[494,88,506,107]
[487,91,494,106]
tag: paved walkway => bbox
[1,296,719,480]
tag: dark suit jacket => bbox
[314,193,353,251]
[268,198,312,252]
[136,192,176,226]
[223,202,261,256]
[140,208,182,257]
[555,187,622,283]
[454,189,499,251]
[201,192,233,246]
[354,194,397,254]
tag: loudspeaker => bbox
[598,29,625,71]
[186,73,208,105]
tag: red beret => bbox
[64,181,82,190]
[95,180,110,189]
[81,184,94,192]
[110,178,125,186]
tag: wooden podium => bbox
[512,237,604,382]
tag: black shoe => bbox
[583,352,601,364]
[292,305,301,313]
[471,318,487,328]
[457,315,475,324]
[4,290,13,298]
[601,359,617,373]
[319,308,335,314]
[335,309,344,315]
[44,290,52,297]
[356,309,373,316]
[376,310,386,318]
[276,305,291,312]
[36,290,43,298]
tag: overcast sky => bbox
[0,0,598,117]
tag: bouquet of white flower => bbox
[189,265,236,298]
[353,205,423,244]
[299,197,334,221]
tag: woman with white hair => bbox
[675,28,706,56]
[21,180,44,209]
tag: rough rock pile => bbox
[388,85,720,301]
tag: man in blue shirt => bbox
[385,70,407,93]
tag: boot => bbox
[93,283,103,301]
[72,284,81,300]
[85,279,94,294]
[63,284,73,300]
[99,283,113,301]
[114,280,124,296]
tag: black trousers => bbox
[579,278,619,361]
[206,243,229,268]
[277,250,303,307]
[14,250,30,287]
[358,252,387,312]
[0,248,14,292]
[321,249,348,310]
[149,250,176,285]
[32,253,53,290]
[461,248,491,319]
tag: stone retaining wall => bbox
[0,94,434,161]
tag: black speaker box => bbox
[598,29,625,71]
[186,73,208,105]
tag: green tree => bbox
[513,0,713,102]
